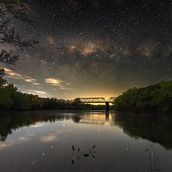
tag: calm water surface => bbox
[0,111,172,172]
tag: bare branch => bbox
[0,49,19,65]
[0,0,38,65]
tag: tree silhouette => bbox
[0,68,6,87]
[0,0,37,65]
[114,80,172,114]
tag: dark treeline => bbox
[0,70,105,111]
[114,80,172,114]
[0,86,105,111]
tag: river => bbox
[0,111,172,172]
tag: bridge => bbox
[76,97,116,111]
[79,97,116,103]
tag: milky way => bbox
[1,0,172,99]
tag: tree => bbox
[73,98,82,104]
[0,0,37,65]
[0,68,6,87]
[114,80,172,114]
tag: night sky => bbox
[2,0,172,99]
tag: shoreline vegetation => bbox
[0,70,172,113]
[0,85,106,111]
[114,80,172,114]
[0,69,106,111]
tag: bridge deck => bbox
[79,97,116,103]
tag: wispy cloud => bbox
[45,78,63,86]
[4,68,40,86]
[23,89,49,97]
[45,77,73,91]
[58,85,73,91]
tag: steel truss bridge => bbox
[78,97,116,103]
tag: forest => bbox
[114,80,172,114]
[0,69,105,111]
[0,86,105,111]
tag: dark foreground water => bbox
[0,111,172,172]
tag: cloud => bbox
[59,85,73,91]
[45,78,63,86]
[4,68,23,79]
[45,77,73,91]
[23,89,49,97]
[4,68,40,86]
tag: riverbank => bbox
[0,86,108,111]
[114,80,172,114]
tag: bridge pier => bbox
[105,101,109,112]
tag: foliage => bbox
[0,84,105,111]
[1,0,32,21]
[0,0,38,107]
[0,0,37,65]
[0,69,105,111]
[0,68,6,87]
[114,80,172,114]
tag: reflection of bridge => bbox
[75,113,112,125]
[79,97,116,103]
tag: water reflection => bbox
[0,111,59,142]
[0,111,172,172]
[0,111,172,149]
[114,113,172,149]
[72,112,112,125]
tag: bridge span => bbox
[76,97,116,111]
[79,97,116,103]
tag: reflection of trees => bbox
[114,113,172,149]
[0,111,66,142]
[0,111,113,142]
[72,115,82,123]
[0,111,92,142]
